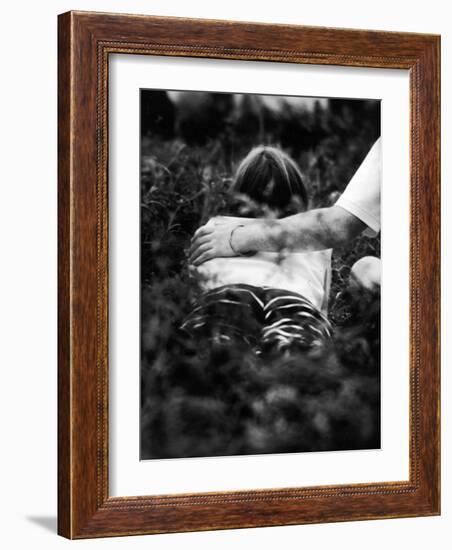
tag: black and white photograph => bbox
[1,0,444,545]
[140,89,381,460]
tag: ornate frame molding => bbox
[58,11,440,538]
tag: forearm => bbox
[233,206,367,253]
[188,206,367,265]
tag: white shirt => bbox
[335,137,381,236]
[195,249,332,314]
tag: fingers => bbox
[191,217,232,242]
[191,224,214,242]
[189,243,214,265]
[188,217,236,265]
[188,235,212,257]
[191,250,215,266]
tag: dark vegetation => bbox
[140,91,381,459]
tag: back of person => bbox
[184,145,332,353]
[195,248,331,315]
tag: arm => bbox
[189,138,381,265]
[189,206,366,265]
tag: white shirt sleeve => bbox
[335,137,381,236]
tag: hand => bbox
[189,217,242,265]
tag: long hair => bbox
[232,146,308,213]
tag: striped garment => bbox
[181,284,332,354]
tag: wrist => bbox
[230,224,252,255]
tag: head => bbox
[232,146,308,215]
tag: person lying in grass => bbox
[182,146,333,354]
[189,138,382,292]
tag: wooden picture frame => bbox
[58,10,440,539]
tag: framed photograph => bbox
[58,11,440,538]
